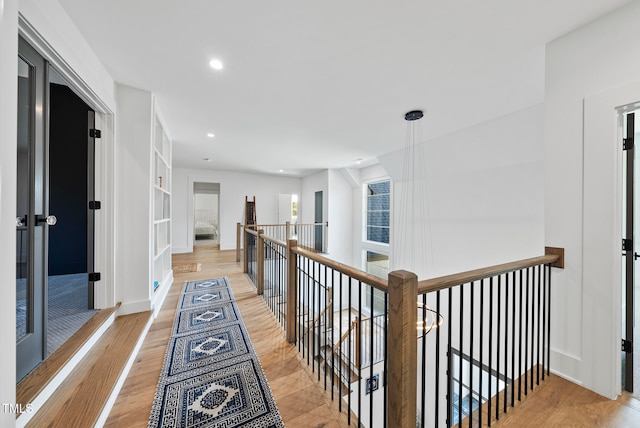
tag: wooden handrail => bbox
[335,320,357,352]
[292,246,388,291]
[262,234,287,248]
[416,253,560,295]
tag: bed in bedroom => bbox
[194,210,218,239]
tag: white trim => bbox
[17,15,116,312]
[583,80,640,399]
[15,312,117,428]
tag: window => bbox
[449,349,508,426]
[366,180,390,244]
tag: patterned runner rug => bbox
[148,277,284,427]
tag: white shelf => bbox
[152,112,172,293]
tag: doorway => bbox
[314,191,323,252]
[16,37,97,381]
[622,109,640,396]
[193,182,220,247]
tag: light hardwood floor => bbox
[105,245,640,427]
[105,245,349,427]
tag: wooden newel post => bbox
[387,270,418,428]
[243,229,249,274]
[257,230,264,295]
[236,222,241,262]
[286,221,291,241]
[286,239,298,343]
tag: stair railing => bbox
[242,225,563,427]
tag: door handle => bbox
[635,252,640,261]
[16,216,26,227]
[36,215,57,226]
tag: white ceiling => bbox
[58,0,632,177]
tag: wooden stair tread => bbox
[17,304,119,406]
[25,311,152,428]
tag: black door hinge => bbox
[89,129,101,138]
[624,137,634,150]
[88,272,101,282]
[623,238,633,251]
[623,339,633,353]
[89,201,101,210]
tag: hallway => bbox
[105,245,640,427]
[105,245,349,427]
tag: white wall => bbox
[545,1,640,398]
[0,0,19,425]
[115,84,154,314]
[379,104,545,279]
[19,0,115,111]
[327,169,354,265]
[172,168,302,252]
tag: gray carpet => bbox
[16,273,97,356]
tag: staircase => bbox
[245,195,256,228]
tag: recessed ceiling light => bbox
[207,133,215,138]
[279,169,284,173]
[209,59,223,70]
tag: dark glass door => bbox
[16,36,49,381]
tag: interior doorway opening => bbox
[193,182,220,247]
[621,107,640,397]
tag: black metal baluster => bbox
[459,284,464,427]
[421,293,427,428]
[546,264,551,377]
[504,273,509,414]
[348,276,352,425]
[536,264,541,386]
[511,271,516,407]
[479,280,484,427]
[435,290,441,428]
[488,278,493,427]
[325,265,329,389]
[525,268,530,396]
[518,269,523,401]
[496,275,501,421]
[470,282,474,428]
[338,272,343,410]
[447,288,453,428]
[542,266,547,380]
[331,268,335,399]
[369,285,374,427]
[384,291,388,428]
[358,281,362,428]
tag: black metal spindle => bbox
[337,272,342,409]
[504,273,509,414]
[536,264,541,386]
[421,293,427,428]
[447,288,453,428]
[518,269,523,401]
[331,268,335,399]
[511,271,516,407]
[488,278,493,427]
[358,280,362,428]
[348,276,352,425]
[469,282,474,428]
[435,290,441,428]
[496,275,501,421]
[459,284,464,428]
[479,280,484,427]
[524,268,530,396]
[369,285,374,427]
[529,268,535,390]
[384,291,388,428]
[546,264,551,377]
